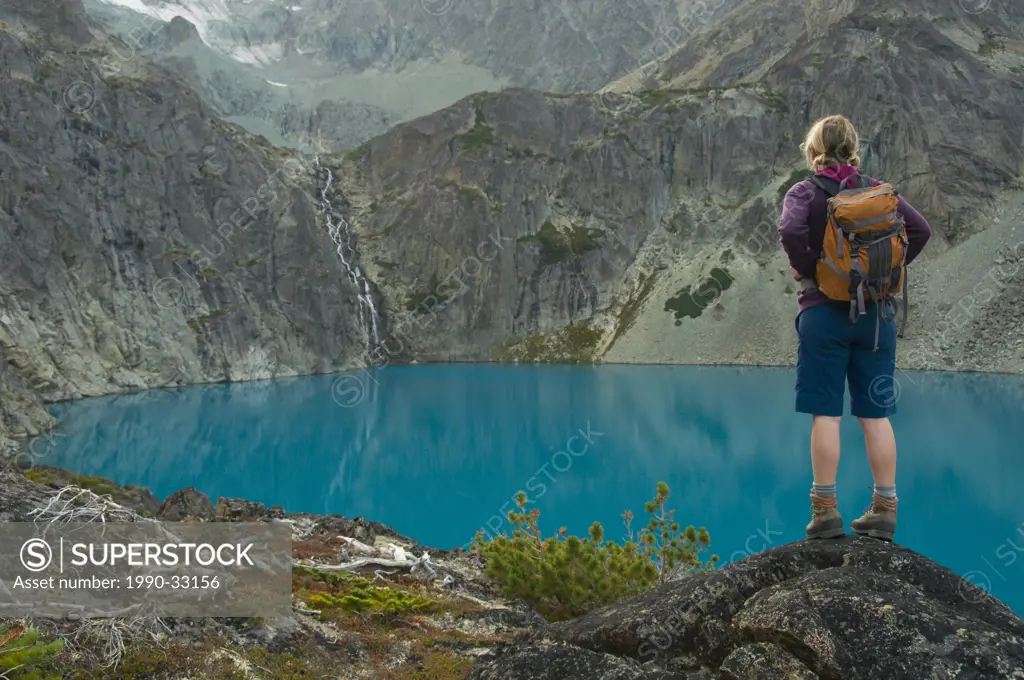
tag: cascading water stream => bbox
[313,156,381,466]
[313,156,381,348]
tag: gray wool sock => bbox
[812,482,836,499]
[874,484,897,500]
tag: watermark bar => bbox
[0,522,292,618]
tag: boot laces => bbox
[872,495,898,512]
[861,488,898,514]
[809,494,837,515]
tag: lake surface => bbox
[37,364,1024,614]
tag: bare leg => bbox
[811,415,842,485]
[859,417,896,487]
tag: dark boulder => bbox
[315,514,413,544]
[470,536,1024,680]
[158,487,216,521]
[215,497,265,522]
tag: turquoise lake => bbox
[37,364,1024,614]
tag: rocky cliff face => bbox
[0,0,371,449]
[313,0,1024,372]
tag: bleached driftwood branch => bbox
[312,558,412,572]
[275,517,316,540]
[28,486,155,530]
[333,536,376,556]
[310,551,438,580]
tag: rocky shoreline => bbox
[1,462,1022,679]
[0,462,541,679]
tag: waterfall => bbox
[313,156,381,348]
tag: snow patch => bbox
[227,42,283,66]
[266,80,288,87]
[94,0,284,67]
[94,0,231,41]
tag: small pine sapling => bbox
[0,626,64,680]
[638,481,718,582]
[471,483,716,621]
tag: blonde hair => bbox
[800,115,862,170]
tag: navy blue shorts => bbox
[795,302,898,418]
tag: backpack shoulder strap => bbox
[809,174,840,197]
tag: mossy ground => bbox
[496,324,604,363]
[10,535,510,680]
[294,567,447,619]
[55,611,492,679]
[24,467,121,496]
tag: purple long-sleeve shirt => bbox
[777,165,932,314]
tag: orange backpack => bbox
[809,173,909,338]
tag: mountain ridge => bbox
[79,0,745,150]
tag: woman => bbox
[777,115,932,541]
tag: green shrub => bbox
[471,482,715,621]
[665,267,733,321]
[495,323,604,363]
[640,89,688,107]
[0,627,63,680]
[454,124,495,152]
[406,273,456,313]
[633,481,716,582]
[518,220,604,266]
[761,89,790,115]
[979,38,1005,57]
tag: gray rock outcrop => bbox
[469,536,1024,680]
[157,486,215,521]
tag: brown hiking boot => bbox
[850,494,898,541]
[806,494,845,539]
